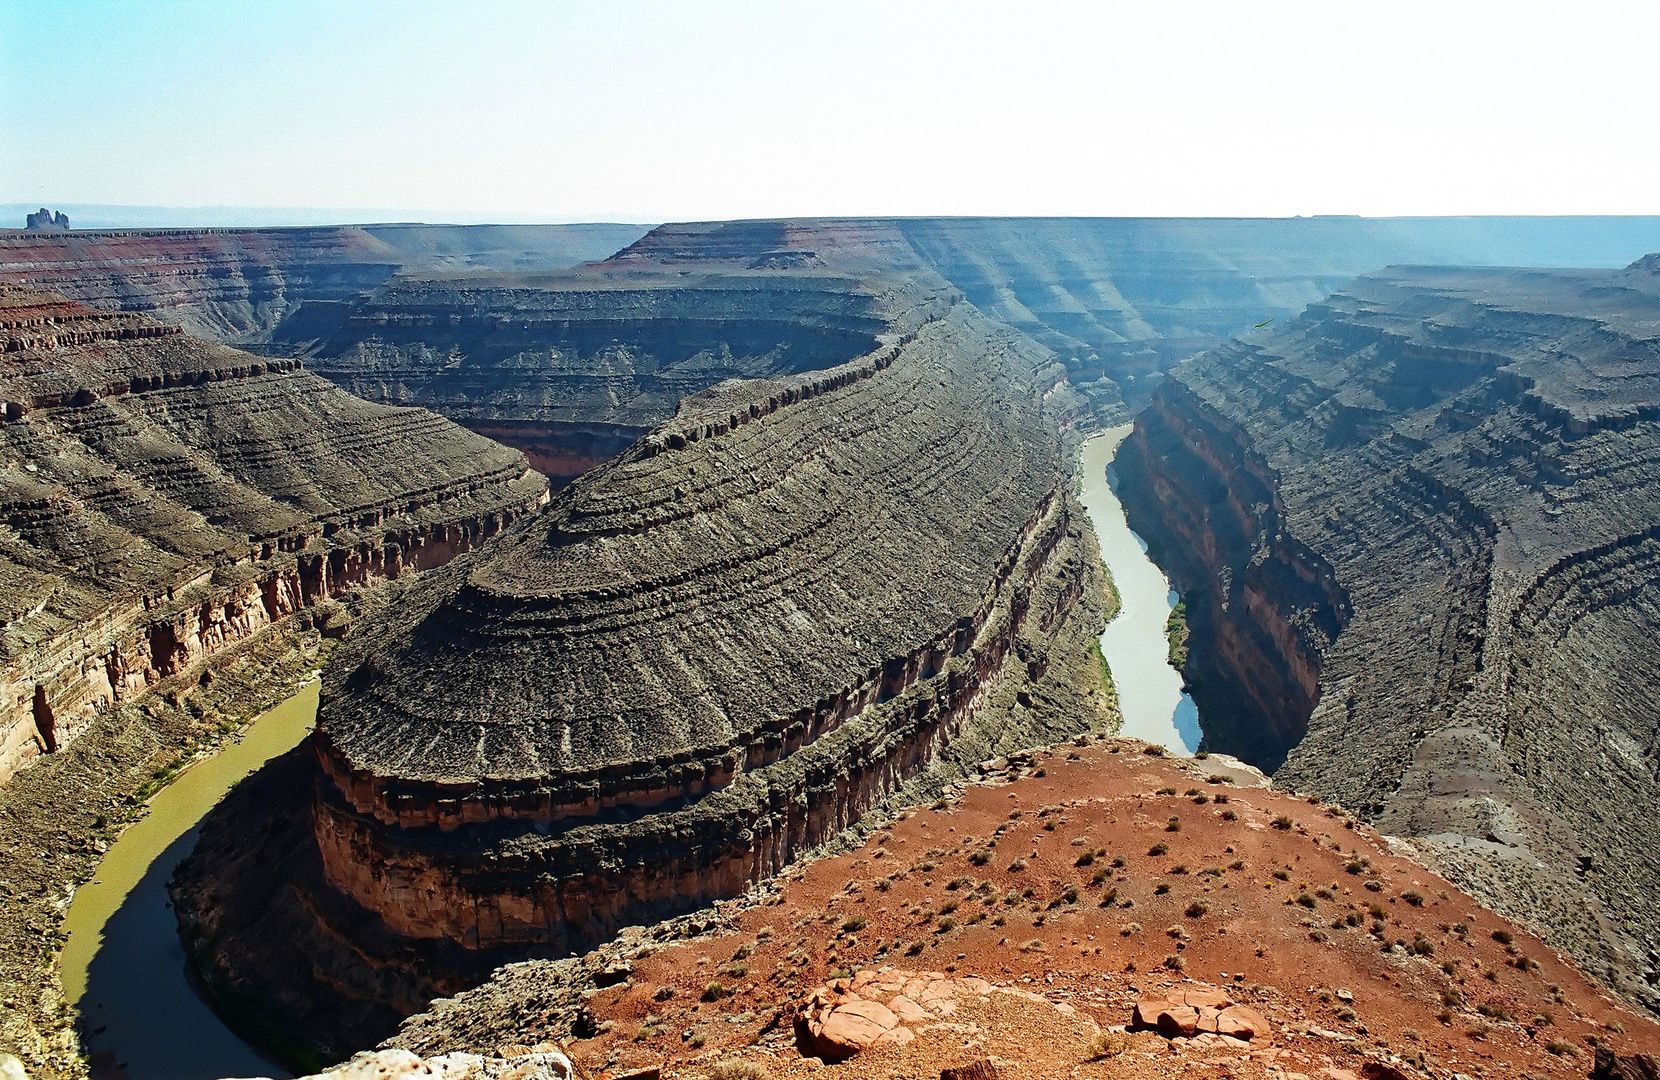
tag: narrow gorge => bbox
[1116,258,1660,1013]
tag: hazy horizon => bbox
[5,0,1658,223]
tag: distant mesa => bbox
[23,208,69,231]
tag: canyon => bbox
[1116,256,1660,1017]
[6,216,1660,1080]
[0,285,549,783]
[169,250,1122,1064]
[0,224,650,343]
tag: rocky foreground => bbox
[1116,258,1660,1015]
[313,739,1660,1080]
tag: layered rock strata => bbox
[1116,258,1660,1011]
[282,271,893,482]
[277,216,1660,467]
[0,285,548,781]
[174,292,1115,1062]
[0,224,650,343]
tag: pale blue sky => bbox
[3,0,1657,223]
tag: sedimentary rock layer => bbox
[283,271,893,480]
[0,285,548,781]
[0,223,650,343]
[1116,258,1660,1011]
[174,286,1115,1061]
[281,216,1660,457]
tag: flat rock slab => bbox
[1131,984,1269,1042]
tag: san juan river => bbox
[1077,425,1202,754]
[59,682,319,1080]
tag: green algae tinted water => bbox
[61,681,319,1080]
[1078,427,1201,754]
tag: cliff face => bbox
[0,285,548,782]
[1116,259,1660,1012]
[0,223,650,344]
[172,273,1116,1063]
[280,272,892,483]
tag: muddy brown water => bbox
[1078,426,1201,753]
[60,681,319,1080]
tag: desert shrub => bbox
[1491,928,1513,945]
[1271,815,1294,830]
[937,916,958,933]
[654,985,677,1001]
[706,1059,769,1080]
[1296,893,1318,909]
[1157,786,1177,795]
[905,940,924,956]
[1075,851,1095,867]
[1272,869,1290,881]
[1401,889,1424,907]
[1164,954,1185,971]
[841,916,867,933]
[1365,880,1383,892]
[1148,842,1169,856]
[1221,809,1238,821]
[701,981,730,1002]
[1008,857,1028,872]
[969,849,992,866]
[939,900,959,915]
[1185,900,1209,918]
[1085,1031,1127,1059]
[1166,816,1182,832]
[1546,1039,1580,1058]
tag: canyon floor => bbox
[379,739,1656,1080]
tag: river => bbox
[61,681,319,1080]
[1078,426,1202,754]
[57,434,1190,1077]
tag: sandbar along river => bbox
[60,681,319,1080]
[1078,425,1202,754]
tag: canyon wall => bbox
[1116,259,1660,1012]
[277,271,893,482]
[0,285,549,782]
[172,275,1116,1063]
[0,223,649,344]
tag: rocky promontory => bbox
[172,269,1118,1063]
[1116,258,1660,1014]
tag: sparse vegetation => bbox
[701,981,731,1002]
[1166,599,1190,670]
[706,1059,770,1080]
[1271,815,1294,830]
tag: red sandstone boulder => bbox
[1130,984,1270,1042]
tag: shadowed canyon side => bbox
[0,285,549,782]
[171,279,1118,1065]
[1115,256,1660,1013]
